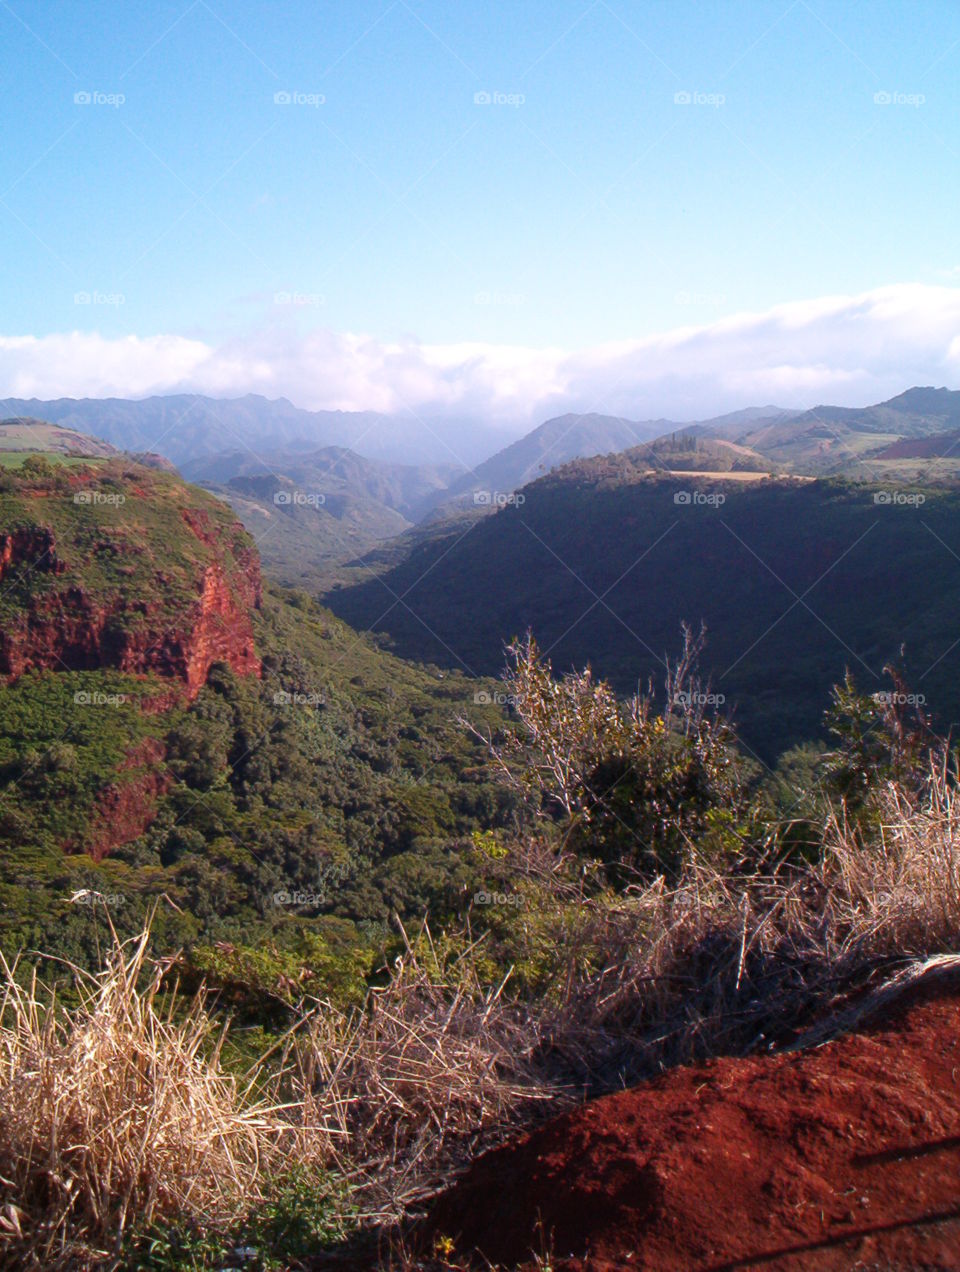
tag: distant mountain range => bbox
[181,446,458,523]
[9,388,960,754]
[0,394,504,468]
[8,386,960,599]
[184,448,461,590]
[439,406,795,506]
[10,385,960,495]
[443,413,668,502]
[694,386,960,475]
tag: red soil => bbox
[83,737,171,862]
[876,432,960,460]
[426,981,960,1270]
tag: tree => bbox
[465,628,751,881]
[822,663,936,813]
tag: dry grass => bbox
[4,763,960,1265]
[296,920,557,1221]
[0,920,317,1270]
[823,757,960,951]
[292,762,960,1223]
[530,761,960,1089]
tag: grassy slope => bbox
[324,468,960,758]
[0,421,118,457]
[0,580,508,978]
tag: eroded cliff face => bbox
[0,458,266,863]
[0,499,262,697]
[183,561,261,695]
[0,526,62,582]
[83,737,172,862]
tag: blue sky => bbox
[2,1,960,420]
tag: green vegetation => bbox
[6,432,960,1268]
[475,629,754,882]
[3,638,959,1269]
[0,587,513,999]
[125,1168,352,1271]
[0,451,99,468]
[326,468,960,757]
[0,454,255,625]
[0,457,514,1008]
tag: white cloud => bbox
[2,283,960,429]
[0,332,211,400]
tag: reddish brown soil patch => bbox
[426,982,960,1270]
[81,737,171,861]
[876,431,960,460]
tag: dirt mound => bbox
[425,976,960,1270]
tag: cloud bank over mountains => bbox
[2,283,960,431]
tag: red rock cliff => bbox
[0,496,262,698]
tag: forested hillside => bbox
[326,463,958,757]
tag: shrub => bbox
[468,629,751,881]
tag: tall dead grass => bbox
[520,761,960,1091]
[289,762,960,1221]
[0,922,317,1270]
[5,762,960,1263]
[823,757,960,950]
[296,921,556,1220]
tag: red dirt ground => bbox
[425,981,960,1270]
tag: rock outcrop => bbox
[0,469,262,698]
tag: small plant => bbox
[126,1167,351,1270]
[466,628,751,882]
[433,1232,456,1259]
[822,663,935,814]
